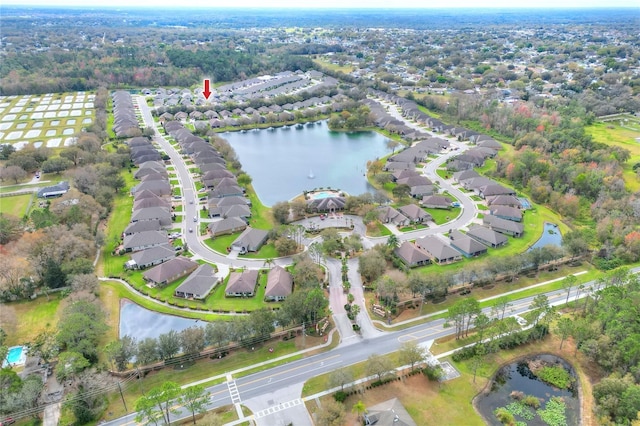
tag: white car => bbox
[188,228,193,233]
[514,315,528,326]
[193,216,198,222]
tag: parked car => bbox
[1,417,15,426]
[193,216,198,222]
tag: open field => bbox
[0,193,33,217]
[586,121,640,192]
[0,294,63,346]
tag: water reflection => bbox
[528,222,562,251]
[223,121,390,206]
[119,300,206,340]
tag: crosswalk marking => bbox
[227,380,241,404]
[254,398,302,418]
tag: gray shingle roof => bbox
[130,244,175,267]
[143,256,198,284]
[226,270,259,294]
[174,264,217,299]
[265,266,293,299]
[123,230,168,251]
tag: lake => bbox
[119,300,206,340]
[475,354,580,426]
[528,222,563,251]
[222,121,391,206]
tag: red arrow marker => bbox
[203,79,211,100]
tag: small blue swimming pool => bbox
[518,197,532,209]
[3,345,26,368]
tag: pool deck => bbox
[2,345,26,368]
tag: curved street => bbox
[110,96,575,426]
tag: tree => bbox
[179,385,211,425]
[358,249,386,283]
[304,287,328,325]
[205,322,230,349]
[471,344,486,384]
[136,337,159,366]
[56,351,90,382]
[386,139,401,153]
[0,214,22,245]
[271,201,290,224]
[329,366,354,392]
[144,381,181,425]
[366,354,394,382]
[529,294,550,326]
[392,183,411,200]
[316,399,346,426]
[562,274,578,305]
[105,335,137,372]
[474,313,492,342]
[0,165,27,184]
[399,340,426,371]
[274,236,298,256]
[180,327,205,361]
[57,300,108,364]
[308,242,324,264]
[41,157,73,174]
[386,234,399,249]
[491,296,513,320]
[249,308,275,339]
[555,317,574,350]
[60,147,83,166]
[352,400,367,422]
[157,330,181,360]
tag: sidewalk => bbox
[185,327,340,389]
[371,270,588,329]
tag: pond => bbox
[528,222,562,251]
[475,354,580,426]
[223,121,391,206]
[119,300,206,340]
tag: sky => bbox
[3,0,640,8]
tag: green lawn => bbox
[100,170,137,276]
[367,222,393,237]
[1,193,33,217]
[246,186,273,230]
[436,169,449,179]
[174,205,183,212]
[205,233,241,254]
[173,186,182,196]
[0,294,63,346]
[312,58,354,74]
[424,207,461,224]
[399,224,428,232]
[243,243,279,259]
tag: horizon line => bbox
[2,4,639,9]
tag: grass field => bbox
[312,58,354,74]
[0,193,33,217]
[0,294,63,346]
[246,186,274,230]
[586,121,640,192]
[99,169,137,276]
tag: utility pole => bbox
[302,322,306,348]
[118,381,128,413]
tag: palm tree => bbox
[387,235,399,248]
[263,258,274,269]
[352,400,366,422]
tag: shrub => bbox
[494,407,515,425]
[522,395,541,409]
[333,391,347,402]
[536,365,573,389]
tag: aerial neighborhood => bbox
[0,5,639,426]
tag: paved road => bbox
[119,96,583,425]
[100,267,640,426]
